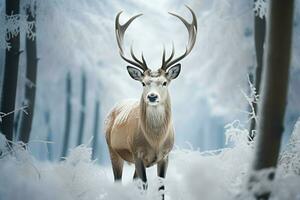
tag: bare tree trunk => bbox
[249,3,266,140]
[18,4,38,144]
[250,0,294,199]
[61,72,72,159]
[92,99,100,160]
[44,110,53,161]
[0,0,21,141]
[76,71,86,146]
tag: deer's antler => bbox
[115,12,148,71]
[161,6,197,71]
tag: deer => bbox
[105,6,197,197]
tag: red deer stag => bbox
[105,5,197,195]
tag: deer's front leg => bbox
[134,158,148,190]
[157,156,168,200]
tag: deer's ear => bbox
[166,63,181,80]
[127,66,143,81]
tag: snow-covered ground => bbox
[1,119,300,200]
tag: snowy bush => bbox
[1,120,300,200]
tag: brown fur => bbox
[105,94,174,179]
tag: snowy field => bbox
[1,120,300,200]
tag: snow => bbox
[279,120,300,175]
[1,119,300,200]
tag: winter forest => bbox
[0,0,300,199]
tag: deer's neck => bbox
[140,94,172,144]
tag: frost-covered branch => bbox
[240,75,259,125]
[254,0,268,19]
[0,4,37,49]
[0,105,28,123]
[225,120,251,145]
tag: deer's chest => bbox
[143,148,164,167]
[132,132,174,167]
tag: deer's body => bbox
[105,97,174,168]
[105,6,197,198]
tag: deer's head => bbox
[115,6,197,106]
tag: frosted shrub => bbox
[166,121,254,200]
[64,144,93,165]
[279,119,300,175]
[0,125,254,200]
[2,122,300,200]
[225,120,251,146]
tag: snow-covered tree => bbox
[250,0,295,199]
[0,0,21,141]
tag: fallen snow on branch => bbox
[1,120,300,200]
[0,105,28,123]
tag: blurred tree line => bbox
[0,0,102,161]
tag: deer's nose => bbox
[147,93,158,102]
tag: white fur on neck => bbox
[146,104,165,129]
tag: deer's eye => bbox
[142,82,146,86]
[163,82,167,86]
